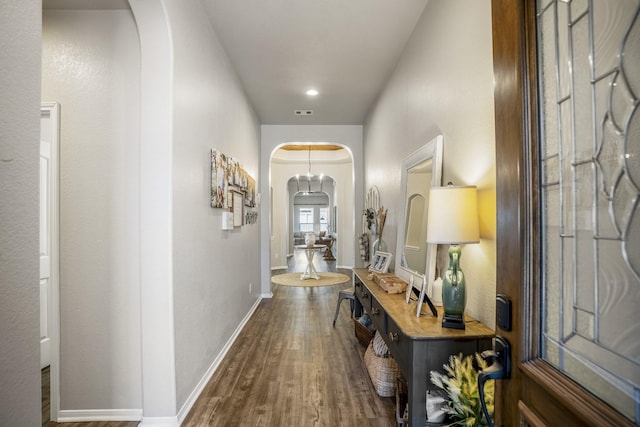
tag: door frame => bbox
[41,102,60,422]
[491,1,636,426]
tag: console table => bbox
[352,268,494,426]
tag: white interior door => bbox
[40,103,59,370]
[40,120,52,369]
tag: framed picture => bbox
[244,175,256,207]
[406,274,423,304]
[370,251,392,273]
[210,148,256,209]
[232,190,244,227]
[405,275,414,303]
[211,149,228,208]
[416,274,438,318]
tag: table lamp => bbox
[426,185,480,330]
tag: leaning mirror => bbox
[394,135,443,298]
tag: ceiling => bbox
[201,0,429,125]
[43,0,429,126]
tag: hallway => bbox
[44,252,395,426]
[181,252,395,426]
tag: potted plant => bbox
[430,353,494,427]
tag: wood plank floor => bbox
[43,252,395,426]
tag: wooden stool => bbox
[332,287,355,327]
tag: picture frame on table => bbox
[369,251,392,273]
[405,275,414,303]
[416,274,438,318]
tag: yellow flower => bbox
[429,353,494,427]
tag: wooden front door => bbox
[491,1,638,426]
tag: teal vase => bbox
[442,245,466,329]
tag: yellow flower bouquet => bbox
[430,353,495,427]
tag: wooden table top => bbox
[294,244,326,250]
[353,268,495,340]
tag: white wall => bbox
[260,125,364,294]
[364,0,496,328]
[163,0,262,411]
[42,9,142,412]
[39,2,262,421]
[0,2,42,425]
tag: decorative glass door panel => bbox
[537,0,639,423]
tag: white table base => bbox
[295,244,326,280]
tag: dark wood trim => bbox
[521,360,636,427]
[491,1,529,425]
[523,0,542,362]
[518,400,547,427]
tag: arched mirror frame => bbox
[394,134,443,293]
[365,185,380,211]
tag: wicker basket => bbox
[354,318,375,347]
[364,342,399,397]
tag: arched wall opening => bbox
[259,130,363,293]
[269,144,354,273]
[289,175,335,255]
[40,0,176,422]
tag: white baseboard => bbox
[176,295,263,424]
[139,416,179,426]
[57,409,142,422]
[271,265,287,270]
[261,292,273,299]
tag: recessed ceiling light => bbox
[306,89,319,96]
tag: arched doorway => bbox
[289,175,335,255]
[268,144,354,275]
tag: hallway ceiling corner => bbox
[201,0,429,126]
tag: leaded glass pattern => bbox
[537,1,640,423]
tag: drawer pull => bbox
[388,332,399,342]
[371,307,380,316]
[362,292,369,299]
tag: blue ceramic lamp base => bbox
[441,245,467,330]
[442,315,465,330]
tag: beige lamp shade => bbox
[426,186,480,244]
